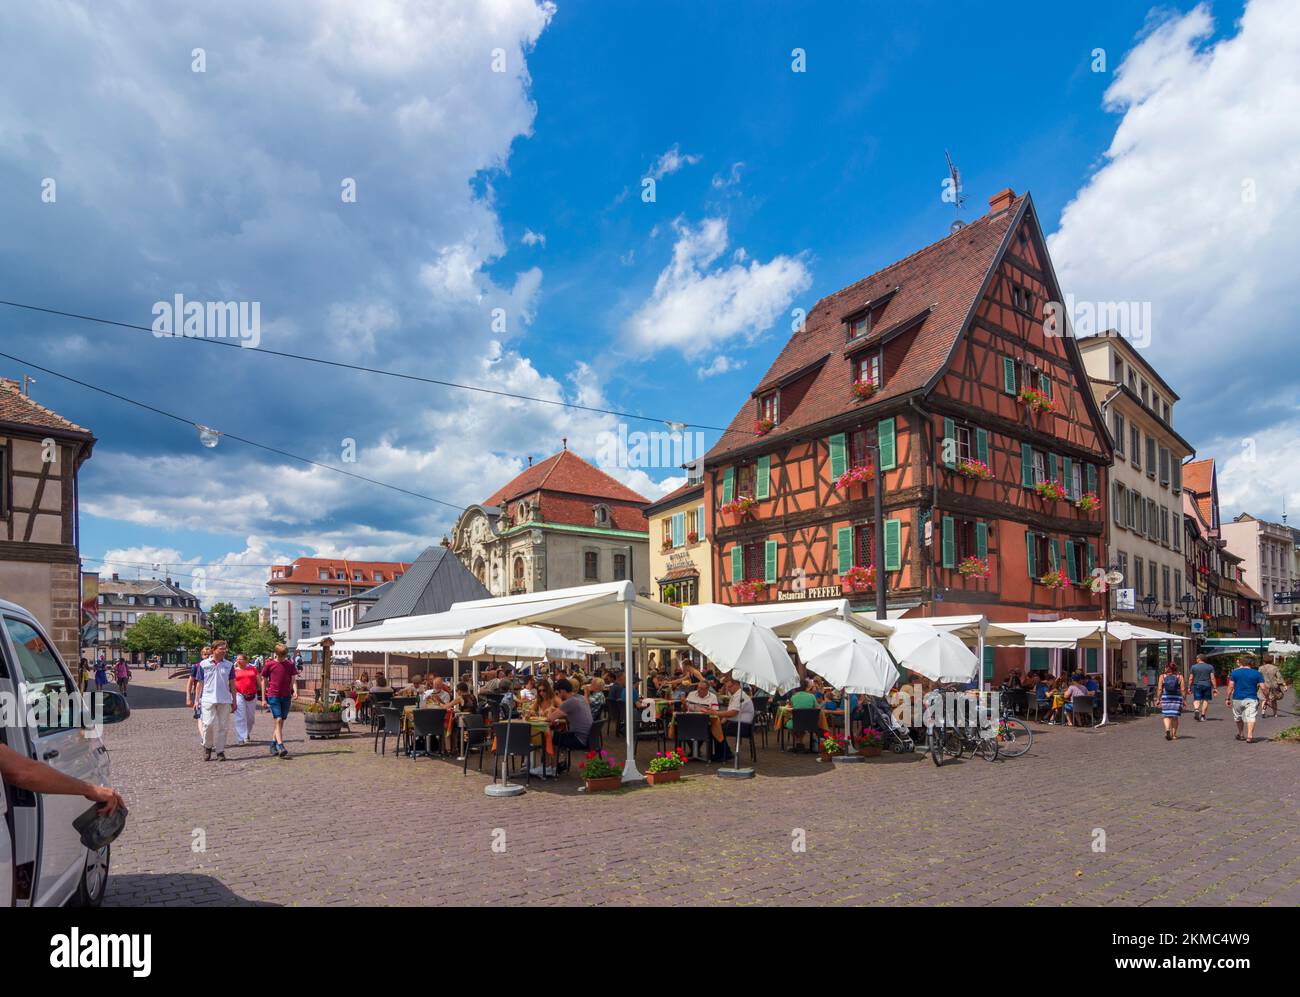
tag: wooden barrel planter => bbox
[304,712,344,739]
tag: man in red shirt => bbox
[261,644,298,758]
[231,654,260,746]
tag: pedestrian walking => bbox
[261,643,298,758]
[1189,654,1216,721]
[231,653,260,745]
[187,645,212,744]
[198,640,236,761]
[1158,661,1185,740]
[1259,656,1287,718]
[93,657,108,690]
[1226,655,1265,744]
[114,658,131,697]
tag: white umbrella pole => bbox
[383,651,390,682]
[1099,628,1110,727]
[622,600,642,782]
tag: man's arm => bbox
[0,743,122,815]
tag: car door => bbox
[0,612,102,906]
[0,774,14,907]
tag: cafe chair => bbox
[490,721,535,786]
[366,689,393,730]
[673,712,712,761]
[785,708,822,752]
[751,694,771,748]
[630,703,667,756]
[1130,688,1149,717]
[459,714,491,775]
[409,708,448,759]
[1070,694,1096,727]
[1026,689,1045,722]
[374,706,403,757]
[390,696,417,711]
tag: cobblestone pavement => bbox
[100,671,1300,906]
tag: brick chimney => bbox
[988,188,1016,214]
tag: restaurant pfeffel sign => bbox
[778,586,842,601]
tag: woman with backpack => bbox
[1158,661,1186,740]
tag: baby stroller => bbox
[860,696,914,753]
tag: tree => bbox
[241,619,286,659]
[176,621,209,658]
[205,602,247,649]
[122,614,179,658]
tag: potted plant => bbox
[831,463,873,496]
[754,418,775,435]
[858,727,884,757]
[1033,479,1066,502]
[955,457,993,480]
[851,379,876,400]
[841,564,876,594]
[719,494,757,527]
[662,583,677,603]
[686,530,699,544]
[578,750,622,792]
[1018,386,1053,413]
[1075,491,1100,512]
[819,731,847,762]
[303,699,345,739]
[957,556,991,580]
[1039,568,1072,591]
[645,748,687,785]
[661,536,674,552]
[733,579,764,603]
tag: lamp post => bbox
[1142,592,1196,679]
[1252,608,1268,662]
[1091,563,1124,726]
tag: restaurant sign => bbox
[778,586,842,601]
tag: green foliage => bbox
[176,621,209,653]
[203,602,285,658]
[1280,655,1300,687]
[240,620,285,658]
[121,614,179,656]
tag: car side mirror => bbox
[96,690,131,726]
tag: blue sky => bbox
[1,0,1294,607]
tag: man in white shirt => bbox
[684,680,719,712]
[714,677,754,762]
[421,676,452,706]
[199,640,236,761]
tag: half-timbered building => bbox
[702,189,1113,683]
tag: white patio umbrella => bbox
[465,625,591,662]
[886,623,979,684]
[682,604,800,778]
[793,618,898,759]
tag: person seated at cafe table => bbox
[526,679,557,718]
[447,681,476,714]
[684,679,719,713]
[584,676,606,714]
[368,674,389,693]
[1062,674,1091,726]
[786,680,821,750]
[421,675,452,706]
[519,676,537,702]
[712,677,754,762]
[547,679,593,768]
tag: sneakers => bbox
[277,743,289,758]
[216,752,227,761]
[203,747,212,761]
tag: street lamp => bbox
[1252,608,1268,662]
[1142,592,1196,674]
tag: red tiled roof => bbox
[1182,458,1217,527]
[705,196,1024,462]
[267,557,412,586]
[535,493,647,533]
[0,378,94,436]
[483,449,649,507]
[644,479,704,516]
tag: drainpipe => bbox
[909,397,938,615]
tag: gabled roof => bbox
[0,378,94,436]
[483,449,649,507]
[643,478,705,517]
[1182,458,1218,529]
[705,195,1025,462]
[353,546,490,628]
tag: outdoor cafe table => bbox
[666,708,725,744]
[771,703,831,733]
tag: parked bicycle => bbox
[993,696,1033,759]
[926,687,999,767]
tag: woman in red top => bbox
[231,654,260,746]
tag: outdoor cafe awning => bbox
[986,619,1189,648]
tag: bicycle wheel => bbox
[929,727,945,767]
[943,729,965,759]
[996,718,1033,758]
[975,735,1000,761]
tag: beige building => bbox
[450,448,650,597]
[266,556,410,647]
[95,574,205,663]
[1221,513,1298,640]
[1078,335,1195,674]
[646,470,711,606]
[0,378,95,662]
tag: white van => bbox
[0,597,129,906]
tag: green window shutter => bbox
[941,516,955,569]
[672,513,684,547]
[1062,456,1073,497]
[983,646,995,681]
[1047,453,1058,484]
[722,466,734,503]
[942,417,956,468]
[878,418,897,470]
[1029,648,1049,672]
[1085,463,1097,496]
[764,540,778,584]
[756,455,771,500]
[1002,357,1016,394]
[828,433,847,480]
[975,427,989,465]
[1086,543,1095,575]
[1050,539,1060,572]
[975,522,988,559]
[1086,647,1098,672]
[836,526,852,575]
[1025,531,1037,577]
[731,546,744,583]
[1066,541,1078,583]
[883,518,901,571]
[1020,443,1034,488]
[1039,372,1053,398]
[697,503,706,538]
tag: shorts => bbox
[1231,698,1258,723]
[1193,684,1212,701]
[267,696,292,719]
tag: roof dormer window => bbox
[593,503,611,527]
[758,391,779,427]
[847,314,870,340]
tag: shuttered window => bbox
[731,546,744,582]
[941,516,956,569]
[756,454,771,500]
[1021,443,1035,488]
[764,540,778,584]
[883,518,902,571]
[878,418,897,470]
[975,427,989,465]
[828,433,847,479]
[1002,357,1017,394]
[722,466,735,503]
[836,526,853,575]
[943,417,956,468]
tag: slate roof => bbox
[352,546,490,628]
[705,195,1025,462]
